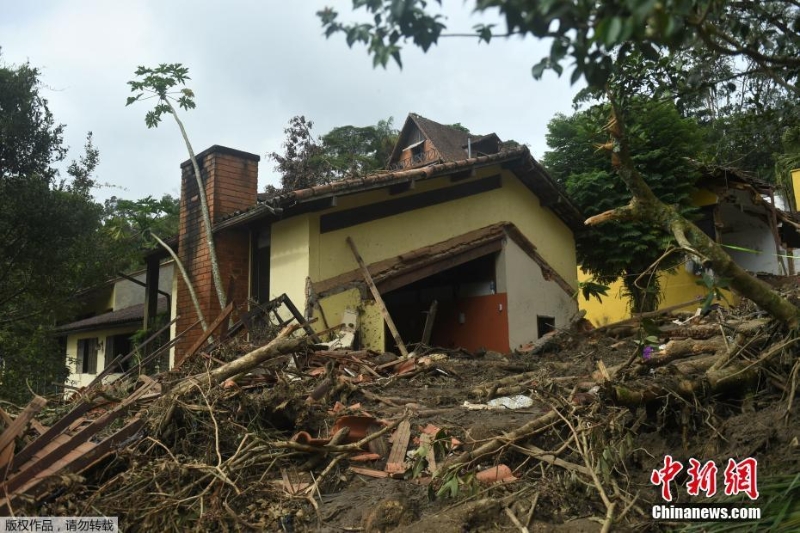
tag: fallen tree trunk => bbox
[444,409,561,468]
[167,324,309,398]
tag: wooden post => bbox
[345,237,409,358]
[142,257,161,334]
[421,300,438,345]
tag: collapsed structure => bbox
[136,113,584,367]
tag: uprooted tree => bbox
[319,0,800,326]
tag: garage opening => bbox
[382,252,509,353]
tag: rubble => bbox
[1,287,799,532]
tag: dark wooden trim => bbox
[320,175,502,234]
[449,169,475,182]
[284,196,338,217]
[143,258,161,335]
[376,241,503,294]
[388,180,415,195]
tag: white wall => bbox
[65,325,137,390]
[718,195,783,275]
[500,238,578,349]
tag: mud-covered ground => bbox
[15,299,800,532]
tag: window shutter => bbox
[104,336,114,370]
[76,339,85,374]
[87,339,98,374]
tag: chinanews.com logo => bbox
[650,455,762,522]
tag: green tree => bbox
[321,117,398,177]
[267,116,399,194]
[0,56,112,402]
[319,0,800,326]
[102,194,180,271]
[544,100,702,311]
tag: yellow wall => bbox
[578,266,738,326]
[282,167,578,351]
[270,215,312,310]
[311,168,577,288]
[792,169,800,211]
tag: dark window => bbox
[537,316,555,338]
[76,338,98,374]
[105,334,133,372]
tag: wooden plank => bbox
[0,396,47,472]
[182,303,234,362]
[2,380,156,495]
[11,402,94,472]
[84,316,179,391]
[0,418,145,513]
[385,419,411,474]
[350,466,390,478]
[421,300,438,345]
[420,433,437,474]
[346,237,409,358]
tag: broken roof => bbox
[313,221,574,298]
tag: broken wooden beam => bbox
[346,236,409,358]
[421,300,438,346]
[0,396,47,473]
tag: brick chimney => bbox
[175,145,260,362]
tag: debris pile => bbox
[1,290,800,531]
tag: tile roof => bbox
[54,298,168,334]
[215,147,584,233]
[387,113,500,166]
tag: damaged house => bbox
[139,113,584,364]
[581,166,800,325]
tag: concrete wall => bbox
[718,198,782,274]
[501,239,577,348]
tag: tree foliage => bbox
[0,56,114,402]
[544,100,703,311]
[128,63,228,312]
[102,194,180,271]
[267,116,398,193]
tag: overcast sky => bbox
[1,1,582,202]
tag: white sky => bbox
[0,1,582,202]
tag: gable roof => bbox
[388,113,498,167]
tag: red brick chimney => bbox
[175,145,260,362]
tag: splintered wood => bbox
[385,419,412,474]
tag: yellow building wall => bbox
[792,169,800,211]
[65,325,138,389]
[290,167,578,351]
[578,266,738,326]
[270,215,312,311]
